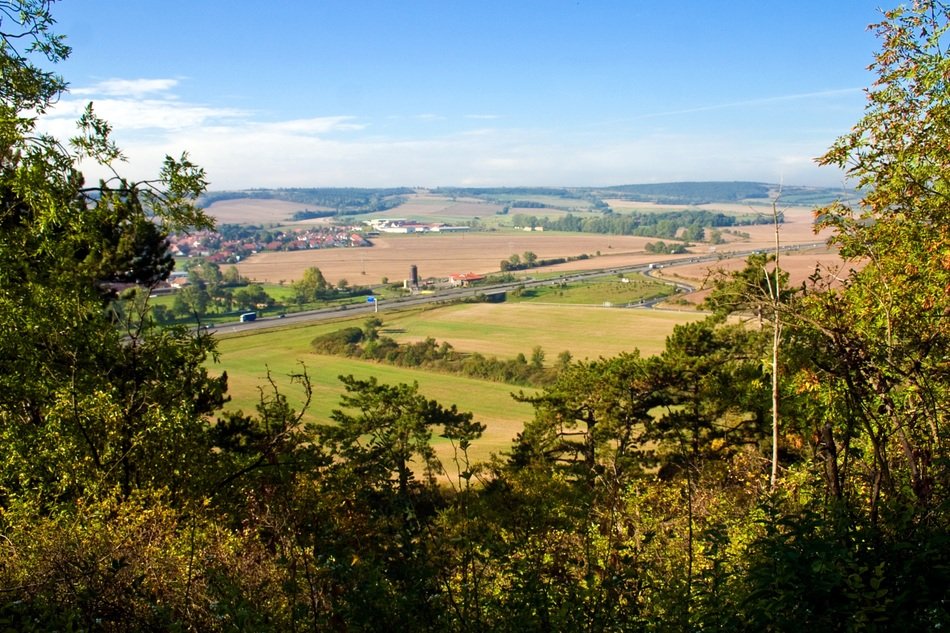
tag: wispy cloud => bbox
[71,78,181,98]
[37,76,848,189]
[42,97,246,132]
[256,117,367,135]
[636,88,864,120]
[52,78,246,132]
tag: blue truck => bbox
[239,311,257,323]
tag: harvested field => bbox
[380,193,503,220]
[203,198,324,224]
[236,232,657,284]
[522,208,832,276]
[233,203,834,285]
[656,248,860,306]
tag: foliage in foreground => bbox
[2,1,950,631]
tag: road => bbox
[214,243,824,335]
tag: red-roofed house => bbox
[448,272,485,287]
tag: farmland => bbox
[207,186,843,462]
[234,232,659,285]
[226,193,832,286]
[211,302,704,462]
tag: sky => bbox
[39,1,884,191]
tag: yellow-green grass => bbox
[210,302,705,464]
[259,283,297,301]
[149,283,295,307]
[376,302,702,360]
[512,275,673,306]
[212,321,535,463]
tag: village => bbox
[166,217,473,266]
[166,224,372,265]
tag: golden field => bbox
[233,206,833,286]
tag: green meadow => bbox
[212,318,536,463]
[372,302,700,359]
[511,274,675,305]
[211,300,704,461]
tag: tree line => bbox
[513,208,781,239]
[200,187,412,211]
[312,318,569,387]
[155,263,370,322]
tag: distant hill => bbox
[199,187,415,219]
[201,182,857,215]
[597,181,770,204]
[593,181,856,206]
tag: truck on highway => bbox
[239,311,257,322]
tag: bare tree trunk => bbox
[769,194,782,489]
[771,314,781,489]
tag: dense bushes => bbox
[313,320,561,386]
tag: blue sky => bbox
[41,1,883,190]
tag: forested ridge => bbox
[199,188,412,219]
[1,2,949,631]
[204,178,851,215]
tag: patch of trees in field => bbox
[437,183,853,207]
[198,178,851,218]
[645,240,689,254]
[312,318,568,387]
[513,208,780,239]
[498,250,591,272]
[152,263,369,323]
[2,4,949,631]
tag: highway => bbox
[214,243,824,335]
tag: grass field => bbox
[212,318,537,464]
[375,303,701,359]
[211,301,704,462]
[511,274,673,305]
[205,194,835,465]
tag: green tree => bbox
[292,265,329,303]
[318,375,478,497]
[513,352,660,485]
[172,282,211,317]
[806,0,950,517]
[222,264,243,285]
[0,2,227,509]
[232,283,272,311]
[703,252,791,324]
[529,345,545,369]
[311,376,483,628]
